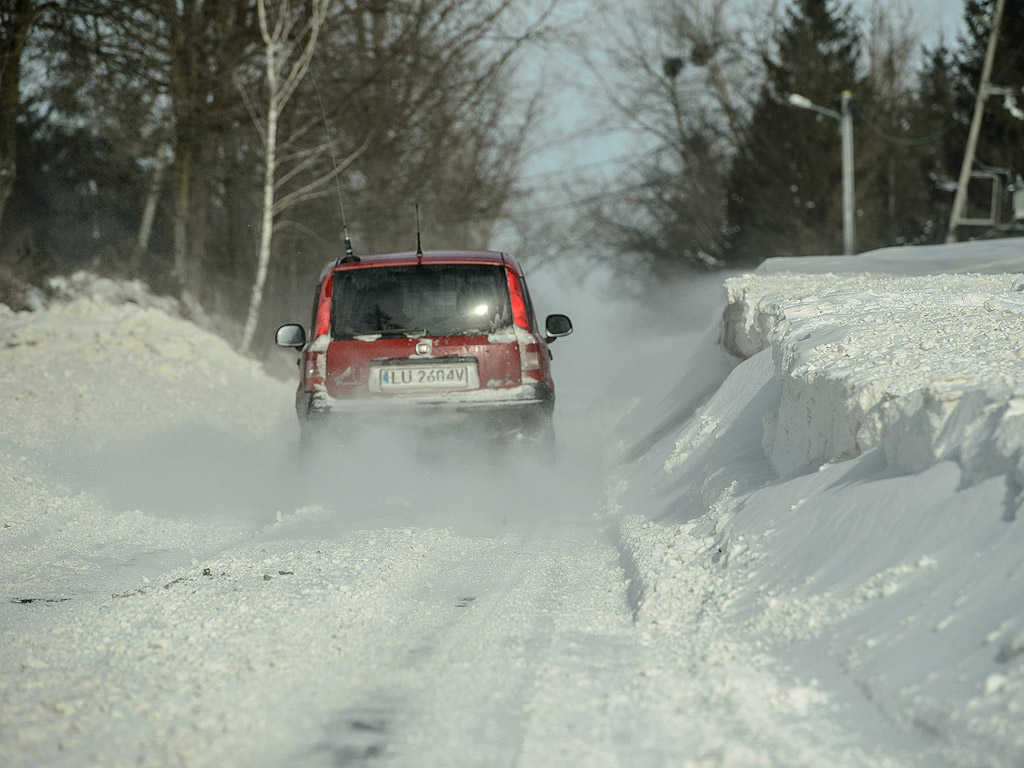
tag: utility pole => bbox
[946,0,1006,243]
[840,91,855,257]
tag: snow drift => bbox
[614,239,1024,766]
[721,271,1024,498]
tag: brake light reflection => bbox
[313,279,332,338]
[505,268,530,330]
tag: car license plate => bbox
[378,364,473,391]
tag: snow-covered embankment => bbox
[614,248,1024,766]
[722,271,1024,495]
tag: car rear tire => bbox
[537,421,556,467]
[298,420,328,458]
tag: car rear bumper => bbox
[296,384,554,439]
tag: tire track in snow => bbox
[295,530,630,767]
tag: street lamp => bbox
[787,91,855,256]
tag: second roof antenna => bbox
[314,73,357,262]
[415,203,423,262]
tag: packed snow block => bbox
[719,277,785,360]
[884,385,1024,482]
[721,272,1024,506]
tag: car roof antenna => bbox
[340,204,356,262]
[314,72,359,264]
[415,203,423,264]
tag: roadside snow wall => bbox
[720,272,1024,514]
[610,254,1024,766]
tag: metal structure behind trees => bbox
[788,90,856,255]
[946,0,1007,243]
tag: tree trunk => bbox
[165,0,243,307]
[172,132,192,285]
[239,50,279,354]
[240,0,328,354]
[0,0,34,251]
[138,143,170,253]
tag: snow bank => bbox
[720,271,1024,508]
[0,281,296,664]
[0,287,291,451]
[615,240,1024,766]
[45,271,183,315]
[0,284,319,768]
[0,273,300,592]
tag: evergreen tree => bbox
[724,0,862,263]
[852,3,946,249]
[910,43,964,244]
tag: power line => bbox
[851,102,959,147]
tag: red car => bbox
[276,249,572,452]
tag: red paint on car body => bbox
[277,249,572,448]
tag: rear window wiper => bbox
[376,328,427,337]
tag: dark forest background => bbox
[1,0,1022,355]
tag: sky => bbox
[513,0,973,223]
[856,0,967,43]
[936,0,968,38]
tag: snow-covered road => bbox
[0,469,906,768]
[3,243,1024,767]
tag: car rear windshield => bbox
[331,264,513,338]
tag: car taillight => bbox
[521,341,542,381]
[303,350,326,390]
[304,279,330,391]
[505,268,530,330]
[314,281,331,337]
[505,267,543,383]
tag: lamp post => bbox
[788,91,855,255]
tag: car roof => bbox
[317,250,523,282]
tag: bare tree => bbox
[240,0,348,353]
[161,1,260,305]
[12,0,560,344]
[48,0,260,301]
[137,141,170,253]
[580,0,776,276]
[308,0,559,254]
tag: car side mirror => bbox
[544,314,573,343]
[275,324,307,348]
